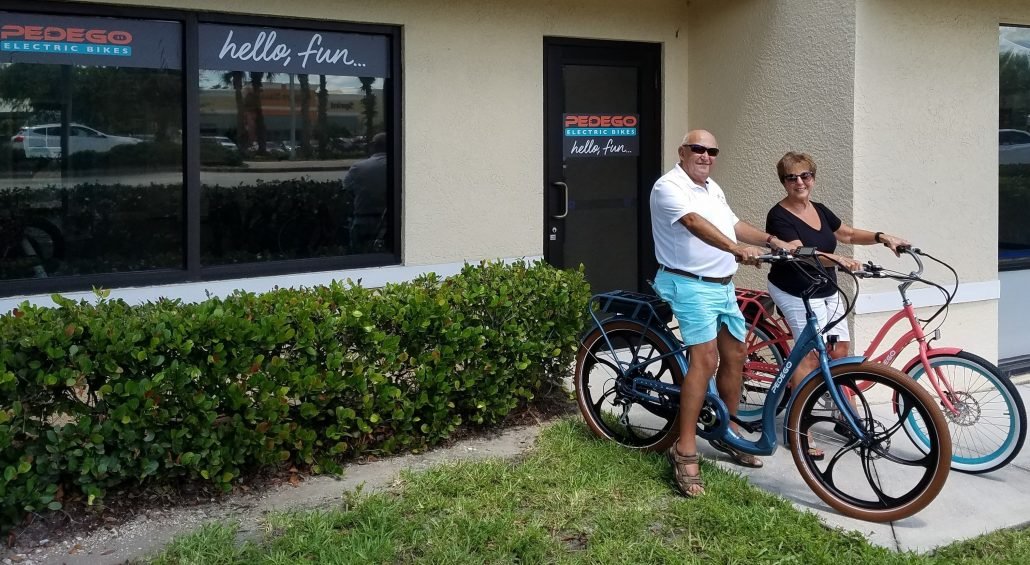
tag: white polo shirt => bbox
[649,163,740,278]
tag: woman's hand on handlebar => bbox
[825,255,862,272]
[878,233,911,257]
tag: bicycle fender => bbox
[781,356,865,440]
[900,348,962,375]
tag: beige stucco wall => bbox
[66,0,690,267]
[23,1,1024,365]
[685,0,857,292]
[852,0,1030,363]
[685,0,1021,363]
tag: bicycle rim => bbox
[574,320,683,452]
[903,352,1026,473]
[739,324,783,422]
[786,363,951,522]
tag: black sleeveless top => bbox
[765,201,842,298]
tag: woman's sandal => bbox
[709,439,764,468]
[666,446,705,497]
[787,438,826,461]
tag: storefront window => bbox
[0,12,184,281]
[1000,25,1030,268]
[0,9,399,296]
[197,23,393,265]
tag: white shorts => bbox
[767,282,851,345]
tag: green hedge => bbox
[0,260,590,532]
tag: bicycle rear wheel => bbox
[574,319,685,452]
[785,362,951,522]
[903,351,1026,474]
[738,324,786,422]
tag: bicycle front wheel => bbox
[574,319,685,452]
[785,362,951,522]
[903,351,1026,474]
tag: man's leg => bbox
[711,323,764,467]
[676,339,719,457]
[671,339,718,496]
[715,324,746,431]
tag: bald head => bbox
[678,129,719,185]
[682,129,717,147]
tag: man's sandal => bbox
[709,439,764,468]
[666,446,705,497]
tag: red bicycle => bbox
[736,247,1026,474]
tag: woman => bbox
[765,151,909,459]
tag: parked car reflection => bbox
[201,135,239,151]
[1000,129,1030,165]
[10,124,142,158]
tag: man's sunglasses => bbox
[684,144,720,157]
[781,171,815,183]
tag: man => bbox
[650,129,790,497]
[343,132,389,253]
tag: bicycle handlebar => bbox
[757,247,856,335]
[756,246,820,263]
[853,246,958,326]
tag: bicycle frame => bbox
[863,304,960,414]
[737,247,968,416]
[720,305,867,456]
[587,283,868,458]
[738,288,792,377]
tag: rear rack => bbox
[589,290,672,329]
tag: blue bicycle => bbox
[574,248,952,522]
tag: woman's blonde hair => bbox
[776,151,817,182]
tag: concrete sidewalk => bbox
[700,382,1030,553]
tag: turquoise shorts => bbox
[653,270,746,346]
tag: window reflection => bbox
[199,69,391,264]
[0,16,184,281]
[1000,25,1030,265]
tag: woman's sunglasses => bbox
[684,144,720,157]
[781,172,815,183]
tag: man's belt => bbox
[660,265,733,285]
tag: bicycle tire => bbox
[785,362,951,522]
[902,351,1026,474]
[574,319,684,452]
[738,324,785,422]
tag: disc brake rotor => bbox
[942,391,980,426]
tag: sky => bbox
[1001,26,1030,54]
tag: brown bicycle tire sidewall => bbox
[574,319,682,453]
[786,362,952,522]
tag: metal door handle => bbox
[552,181,569,219]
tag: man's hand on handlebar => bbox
[732,243,766,267]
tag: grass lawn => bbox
[148,419,1029,564]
